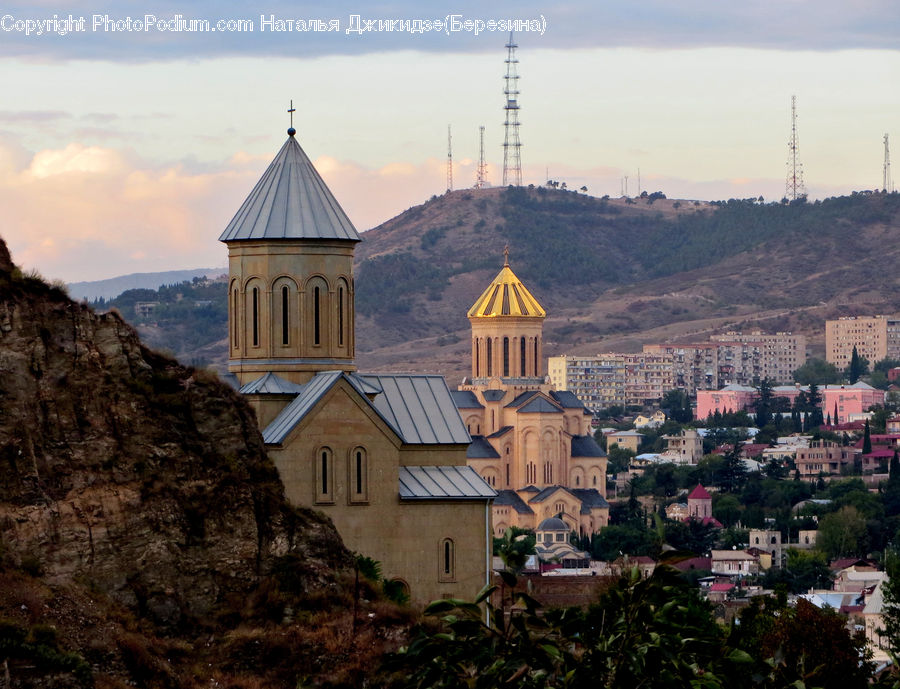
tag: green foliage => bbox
[762,549,832,593]
[817,505,869,559]
[493,527,536,574]
[661,389,693,423]
[0,618,92,685]
[846,345,870,384]
[589,523,657,561]
[793,358,842,385]
[606,445,634,474]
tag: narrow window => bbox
[486,339,493,376]
[440,538,455,581]
[475,339,480,376]
[232,290,239,348]
[252,287,259,347]
[520,338,526,376]
[533,339,539,375]
[349,447,368,503]
[314,286,321,345]
[503,337,510,377]
[506,463,510,485]
[281,285,289,345]
[338,285,344,346]
[315,447,333,503]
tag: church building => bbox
[452,254,609,537]
[219,124,495,606]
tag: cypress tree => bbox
[891,448,899,482]
[863,420,872,455]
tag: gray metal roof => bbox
[240,371,305,395]
[358,374,471,445]
[219,135,360,243]
[482,389,506,402]
[493,490,534,514]
[262,371,343,444]
[549,390,587,409]
[451,390,483,409]
[398,465,496,500]
[517,397,564,414]
[466,436,501,459]
[487,426,514,439]
[571,435,607,458]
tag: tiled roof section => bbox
[467,436,501,459]
[493,490,534,514]
[467,262,546,319]
[688,484,712,500]
[262,371,343,444]
[571,435,607,458]
[398,466,496,500]
[517,397,564,414]
[358,374,471,445]
[487,426,514,439]
[505,391,538,408]
[482,389,506,402]
[240,371,305,395]
[219,135,360,243]
[571,488,610,511]
[549,390,586,409]
[451,390,483,409]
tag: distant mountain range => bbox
[78,187,900,383]
[68,267,226,301]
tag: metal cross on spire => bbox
[503,244,510,266]
[287,100,296,137]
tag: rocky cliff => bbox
[0,238,402,689]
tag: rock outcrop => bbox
[0,239,398,688]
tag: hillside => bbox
[0,238,404,689]
[95,188,900,383]
[354,188,900,380]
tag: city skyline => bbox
[1,1,898,281]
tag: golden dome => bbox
[467,257,546,319]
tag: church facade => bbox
[219,127,494,606]
[452,256,609,537]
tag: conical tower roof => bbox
[467,255,545,319]
[219,133,360,242]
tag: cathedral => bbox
[219,125,494,606]
[453,255,610,536]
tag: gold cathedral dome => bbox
[467,248,546,319]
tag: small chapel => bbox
[219,123,494,606]
[452,254,610,537]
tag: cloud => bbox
[0,1,896,63]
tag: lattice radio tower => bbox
[502,32,522,186]
[785,95,806,201]
[884,133,893,193]
[446,124,453,192]
[475,126,488,189]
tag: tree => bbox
[661,388,693,424]
[712,494,741,527]
[863,419,872,454]
[719,444,748,493]
[607,446,635,474]
[846,345,870,384]
[753,378,773,427]
[493,527,536,573]
[793,357,842,385]
[817,505,868,559]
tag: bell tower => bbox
[467,247,546,384]
[219,123,360,385]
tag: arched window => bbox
[313,286,321,346]
[315,447,333,503]
[349,447,368,503]
[251,286,260,347]
[440,538,455,582]
[231,287,240,349]
[338,284,345,347]
[503,337,510,377]
[281,285,290,345]
[533,339,539,375]
[520,337,526,376]
[486,339,493,376]
[475,338,480,375]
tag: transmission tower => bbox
[446,125,453,192]
[502,32,522,186]
[884,133,893,193]
[475,126,488,189]
[785,95,806,201]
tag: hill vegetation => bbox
[93,188,900,381]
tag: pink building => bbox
[822,383,884,424]
[695,384,758,420]
[796,440,860,478]
[687,484,712,519]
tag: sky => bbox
[1,1,899,282]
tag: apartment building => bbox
[548,355,626,412]
[825,315,900,368]
[795,440,860,478]
[710,331,807,385]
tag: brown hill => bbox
[0,238,405,689]
[353,188,900,381]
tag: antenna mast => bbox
[884,133,893,193]
[475,125,488,189]
[502,32,522,186]
[446,124,453,192]
[785,95,806,201]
